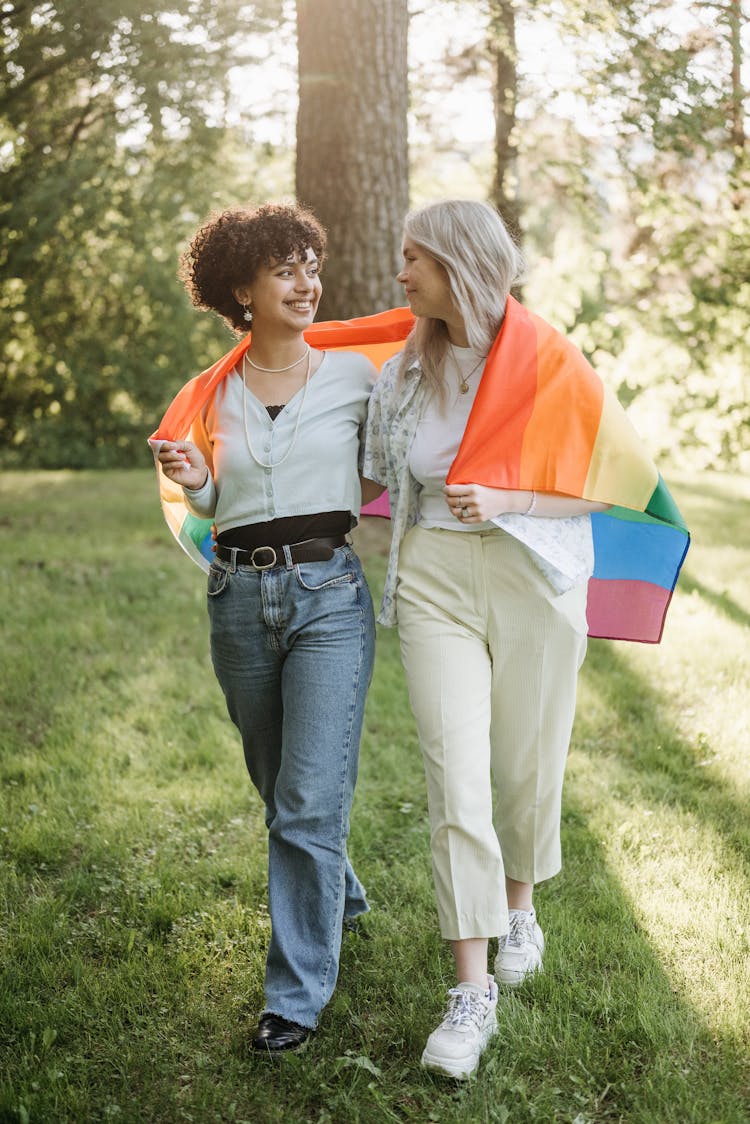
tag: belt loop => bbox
[282,544,294,570]
[228,546,239,574]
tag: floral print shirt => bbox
[361,354,595,627]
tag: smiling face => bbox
[235,247,322,332]
[396,236,455,322]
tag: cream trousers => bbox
[397,525,588,941]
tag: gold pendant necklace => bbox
[451,346,486,394]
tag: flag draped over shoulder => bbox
[150,298,688,645]
[148,307,415,569]
[446,296,690,643]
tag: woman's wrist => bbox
[184,467,210,491]
[521,490,537,516]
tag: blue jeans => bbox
[206,544,375,1029]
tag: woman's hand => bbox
[157,440,209,490]
[444,483,612,521]
[443,482,524,522]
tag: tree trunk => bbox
[488,0,521,241]
[296,0,409,319]
[728,0,745,153]
[726,0,747,208]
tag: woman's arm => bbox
[360,475,386,506]
[443,482,611,523]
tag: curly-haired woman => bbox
[156,202,379,1054]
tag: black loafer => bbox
[251,1013,311,1054]
[343,917,371,940]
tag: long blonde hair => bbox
[398,200,524,400]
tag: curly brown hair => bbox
[178,202,327,332]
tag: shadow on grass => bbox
[668,474,750,554]
[219,776,750,1124]
[300,644,750,1122]
[2,471,749,1122]
[669,475,749,508]
[677,572,750,630]
[578,640,750,884]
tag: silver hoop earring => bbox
[243,304,253,323]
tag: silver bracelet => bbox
[523,490,537,516]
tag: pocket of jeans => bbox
[207,561,231,597]
[294,566,355,592]
[293,549,357,592]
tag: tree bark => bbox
[296,0,409,318]
[488,0,521,241]
[727,0,745,155]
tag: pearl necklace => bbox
[450,346,486,394]
[241,348,313,469]
[244,344,311,373]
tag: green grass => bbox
[1,468,748,1123]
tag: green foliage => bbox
[516,0,750,471]
[2,0,747,470]
[0,0,286,467]
[575,0,749,468]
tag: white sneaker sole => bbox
[494,959,543,987]
[420,1023,497,1080]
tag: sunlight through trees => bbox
[1,0,747,468]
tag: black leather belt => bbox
[214,535,347,571]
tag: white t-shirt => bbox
[408,345,595,588]
[410,345,493,530]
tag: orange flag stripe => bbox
[150,307,415,444]
[447,298,538,488]
[518,314,604,495]
[450,297,604,498]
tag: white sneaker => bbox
[420,979,498,1079]
[494,908,545,986]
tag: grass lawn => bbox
[1,468,748,1123]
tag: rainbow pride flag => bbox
[150,300,688,644]
[149,307,414,566]
[447,296,689,642]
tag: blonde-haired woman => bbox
[362,199,611,1079]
